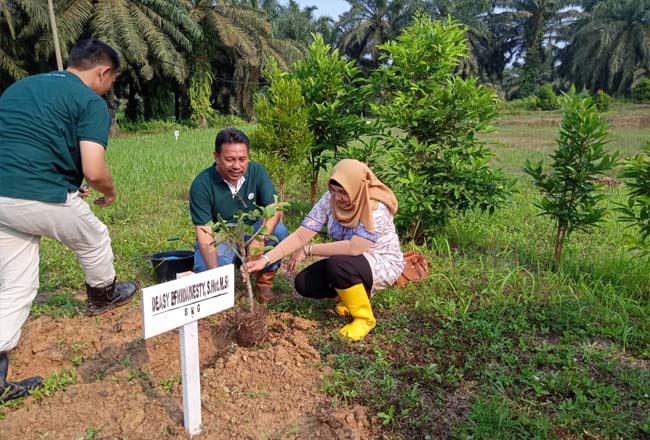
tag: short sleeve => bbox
[189,175,213,225]
[254,164,277,207]
[77,97,111,148]
[301,192,331,232]
[353,223,378,242]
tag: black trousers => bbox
[294,255,373,299]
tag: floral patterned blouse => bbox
[302,191,405,294]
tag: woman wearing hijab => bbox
[246,159,405,341]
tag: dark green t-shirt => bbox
[0,71,111,203]
[189,162,277,226]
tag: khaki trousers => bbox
[0,192,115,352]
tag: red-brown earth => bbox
[0,287,377,440]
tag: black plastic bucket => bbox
[150,250,194,283]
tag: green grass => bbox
[32,106,650,438]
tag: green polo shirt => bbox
[0,71,111,203]
[189,162,277,226]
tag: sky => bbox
[292,0,350,19]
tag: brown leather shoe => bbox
[255,270,276,303]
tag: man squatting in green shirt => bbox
[0,40,138,403]
[189,127,288,302]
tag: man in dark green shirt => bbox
[0,40,138,403]
[190,127,288,303]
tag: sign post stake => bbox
[142,266,234,438]
[176,271,202,436]
[180,319,201,436]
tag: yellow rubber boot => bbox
[335,284,376,341]
[333,295,349,316]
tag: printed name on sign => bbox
[150,276,230,315]
[142,265,235,339]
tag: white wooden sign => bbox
[141,265,235,437]
[142,265,235,339]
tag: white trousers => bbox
[0,193,115,352]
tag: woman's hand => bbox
[246,256,268,274]
[286,247,307,274]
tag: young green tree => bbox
[524,91,618,268]
[251,57,312,202]
[292,34,368,203]
[207,199,287,312]
[369,14,513,243]
[617,143,650,255]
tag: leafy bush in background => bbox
[592,89,612,112]
[536,84,559,111]
[632,77,650,103]
[367,14,513,243]
[251,57,312,202]
[500,96,539,113]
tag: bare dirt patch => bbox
[1,300,376,440]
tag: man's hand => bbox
[80,140,116,208]
[94,191,116,207]
[78,184,90,199]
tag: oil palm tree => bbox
[336,0,420,71]
[559,0,650,95]
[495,0,580,96]
[424,0,517,85]
[0,0,28,87]
[16,0,200,83]
[188,0,303,118]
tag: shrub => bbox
[632,78,650,103]
[501,96,539,113]
[292,35,368,203]
[536,84,559,111]
[205,113,247,129]
[117,118,189,134]
[524,92,617,268]
[592,90,612,112]
[369,14,513,242]
[617,144,650,255]
[251,57,312,201]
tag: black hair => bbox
[329,179,343,188]
[215,127,250,153]
[67,39,120,71]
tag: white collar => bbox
[224,175,246,195]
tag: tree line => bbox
[1,0,649,125]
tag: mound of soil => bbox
[1,298,375,439]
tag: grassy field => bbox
[34,107,650,438]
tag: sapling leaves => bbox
[208,196,288,310]
[524,92,618,268]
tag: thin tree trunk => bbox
[244,272,254,312]
[174,91,181,122]
[279,179,285,223]
[310,170,319,205]
[553,225,566,270]
[106,91,120,137]
[47,0,63,71]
